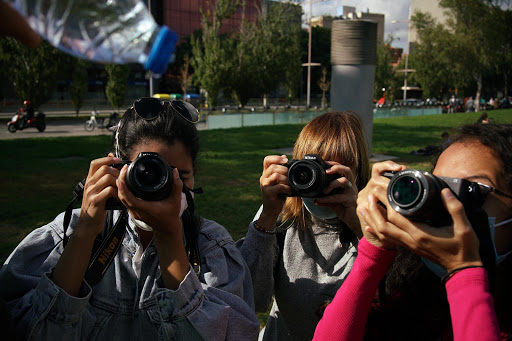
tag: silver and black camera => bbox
[106,152,175,209]
[383,169,485,226]
[284,154,340,197]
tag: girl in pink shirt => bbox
[315,123,512,340]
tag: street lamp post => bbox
[148,0,155,97]
[303,0,326,108]
[391,19,415,102]
[307,0,312,108]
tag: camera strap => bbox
[181,184,203,275]
[63,179,204,283]
[85,210,127,286]
[62,178,86,247]
[62,178,127,286]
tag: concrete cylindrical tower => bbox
[331,20,377,154]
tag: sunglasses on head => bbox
[132,97,200,123]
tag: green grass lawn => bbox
[1,110,511,258]
[1,110,511,264]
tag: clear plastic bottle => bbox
[8,0,178,75]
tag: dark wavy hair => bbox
[434,123,512,193]
[434,123,512,334]
[110,99,200,171]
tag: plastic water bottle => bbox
[7,0,178,75]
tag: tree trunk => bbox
[475,73,483,112]
[263,94,268,108]
[504,72,509,98]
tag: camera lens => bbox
[126,152,173,201]
[134,161,164,188]
[292,165,314,186]
[390,175,421,207]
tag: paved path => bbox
[0,120,207,140]
[1,120,396,161]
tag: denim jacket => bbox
[0,209,259,340]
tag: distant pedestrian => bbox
[477,112,489,124]
[449,96,456,113]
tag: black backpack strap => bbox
[467,207,496,294]
[273,218,293,279]
[181,208,202,275]
[275,218,294,251]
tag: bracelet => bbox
[441,265,484,284]
[253,220,276,234]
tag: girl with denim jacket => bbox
[0,98,259,340]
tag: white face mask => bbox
[129,191,191,232]
[488,216,512,264]
[302,197,337,220]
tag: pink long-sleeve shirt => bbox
[313,237,500,341]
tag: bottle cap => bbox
[144,26,179,75]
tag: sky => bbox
[301,0,412,50]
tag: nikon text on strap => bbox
[85,210,127,285]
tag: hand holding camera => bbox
[77,156,125,239]
[357,161,483,272]
[383,169,486,227]
[78,152,185,238]
[116,156,184,236]
[283,154,342,198]
[107,152,178,209]
[259,154,359,230]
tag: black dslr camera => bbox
[106,152,176,209]
[283,154,340,197]
[383,169,486,226]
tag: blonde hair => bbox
[280,111,370,228]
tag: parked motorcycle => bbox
[84,111,119,132]
[7,111,46,133]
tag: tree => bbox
[300,26,331,100]
[105,64,130,111]
[224,1,302,108]
[486,4,512,98]
[191,0,240,107]
[247,2,303,107]
[410,12,458,100]
[281,4,303,105]
[179,54,191,98]
[224,0,256,107]
[0,38,63,109]
[438,0,492,111]
[374,38,396,102]
[69,59,88,117]
[411,1,512,107]
[317,67,330,109]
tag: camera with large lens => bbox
[283,154,340,197]
[106,152,175,209]
[383,169,485,226]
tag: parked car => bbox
[403,98,424,107]
[425,98,439,106]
